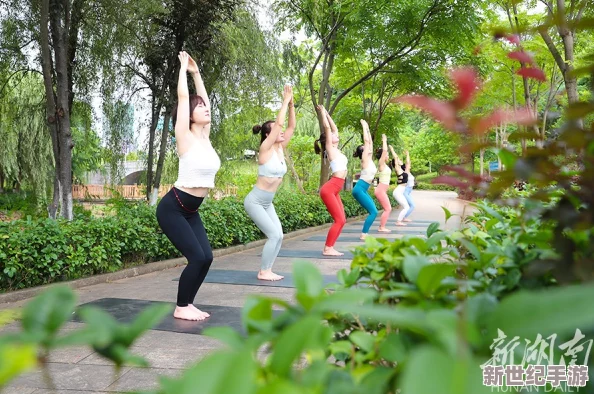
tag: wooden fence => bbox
[72,184,238,201]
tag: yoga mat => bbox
[173,269,337,288]
[72,298,243,335]
[271,249,354,260]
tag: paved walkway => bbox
[0,190,469,394]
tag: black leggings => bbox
[156,187,213,307]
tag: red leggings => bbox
[320,177,346,247]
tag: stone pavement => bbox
[0,190,469,394]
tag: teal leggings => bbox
[352,179,378,233]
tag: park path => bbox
[0,190,469,394]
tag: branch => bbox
[0,68,37,96]
[308,43,326,107]
[538,27,566,73]
[575,0,587,24]
[288,0,323,40]
[120,62,156,91]
[329,0,442,113]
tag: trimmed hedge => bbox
[0,190,382,292]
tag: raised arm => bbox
[360,120,373,167]
[379,134,388,170]
[317,105,333,153]
[281,94,296,148]
[261,85,292,152]
[405,150,411,173]
[389,145,403,175]
[326,110,338,134]
[187,55,210,110]
[174,52,190,141]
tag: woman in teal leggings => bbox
[352,120,378,240]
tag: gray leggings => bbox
[244,187,283,271]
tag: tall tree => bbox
[538,0,589,108]
[275,0,485,187]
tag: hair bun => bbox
[252,125,262,134]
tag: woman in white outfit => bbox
[402,150,415,222]
[389,145,409,227]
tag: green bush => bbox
[0,189,378,292]
[414,172,438,182]
[414,182,456,191]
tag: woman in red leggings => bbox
[314,105,348,256]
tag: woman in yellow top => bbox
[374,134,392,233]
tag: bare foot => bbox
[173,306,205,321]
[323,246,344,256]
[403,219,412,222]
[189,304,210,318]
[378,228,392,233]
[258,270,285,281]
[360,233,368,240]
[395,221,407,226]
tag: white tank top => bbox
[258,148,287,178]
[330,151,348,173]
[174,140,221,189]
[359,161,377,183]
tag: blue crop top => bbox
[258,148,287,178]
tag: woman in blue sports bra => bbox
[244,85,295,281]
[352,120,378,240]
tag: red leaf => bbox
[517,67,546,82]
[391,95,458,130]
[505,34,521,46]
[507,50,535,66]
[450,68,480,110]
[472,108,537,135]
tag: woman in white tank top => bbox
[156,51,220,322]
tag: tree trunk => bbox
[50,0,74,220]
[40,0,62,219]
[150,111,171,205]
[479,148,484,176]
[284,148,305,193]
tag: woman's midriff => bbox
[255,176,283,193]
[331,170,347,179]
[177,186,210,198]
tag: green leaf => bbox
[358,366,396,394]
[426,222,440,237]
[399,346,491,394]
[269,315,329,377]
[441,206,453,223]
[128,303,172,339]
[21,285,77,346]
[158,349,257,394]
[202,326,245,348]
[313,288,377,313]
[416,263,456,297]
[379,332,408,364]
[349,331,375,353]
[497,148,517,169]
[328,340,353,356]
[0,342,37,386]
[458,238,481,260]
[242,296,273,334]
[293,261,325,309]
[402,255,430,283]
[486,283,594,340]
[337,305,431,334]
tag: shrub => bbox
[0,189,379,292]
